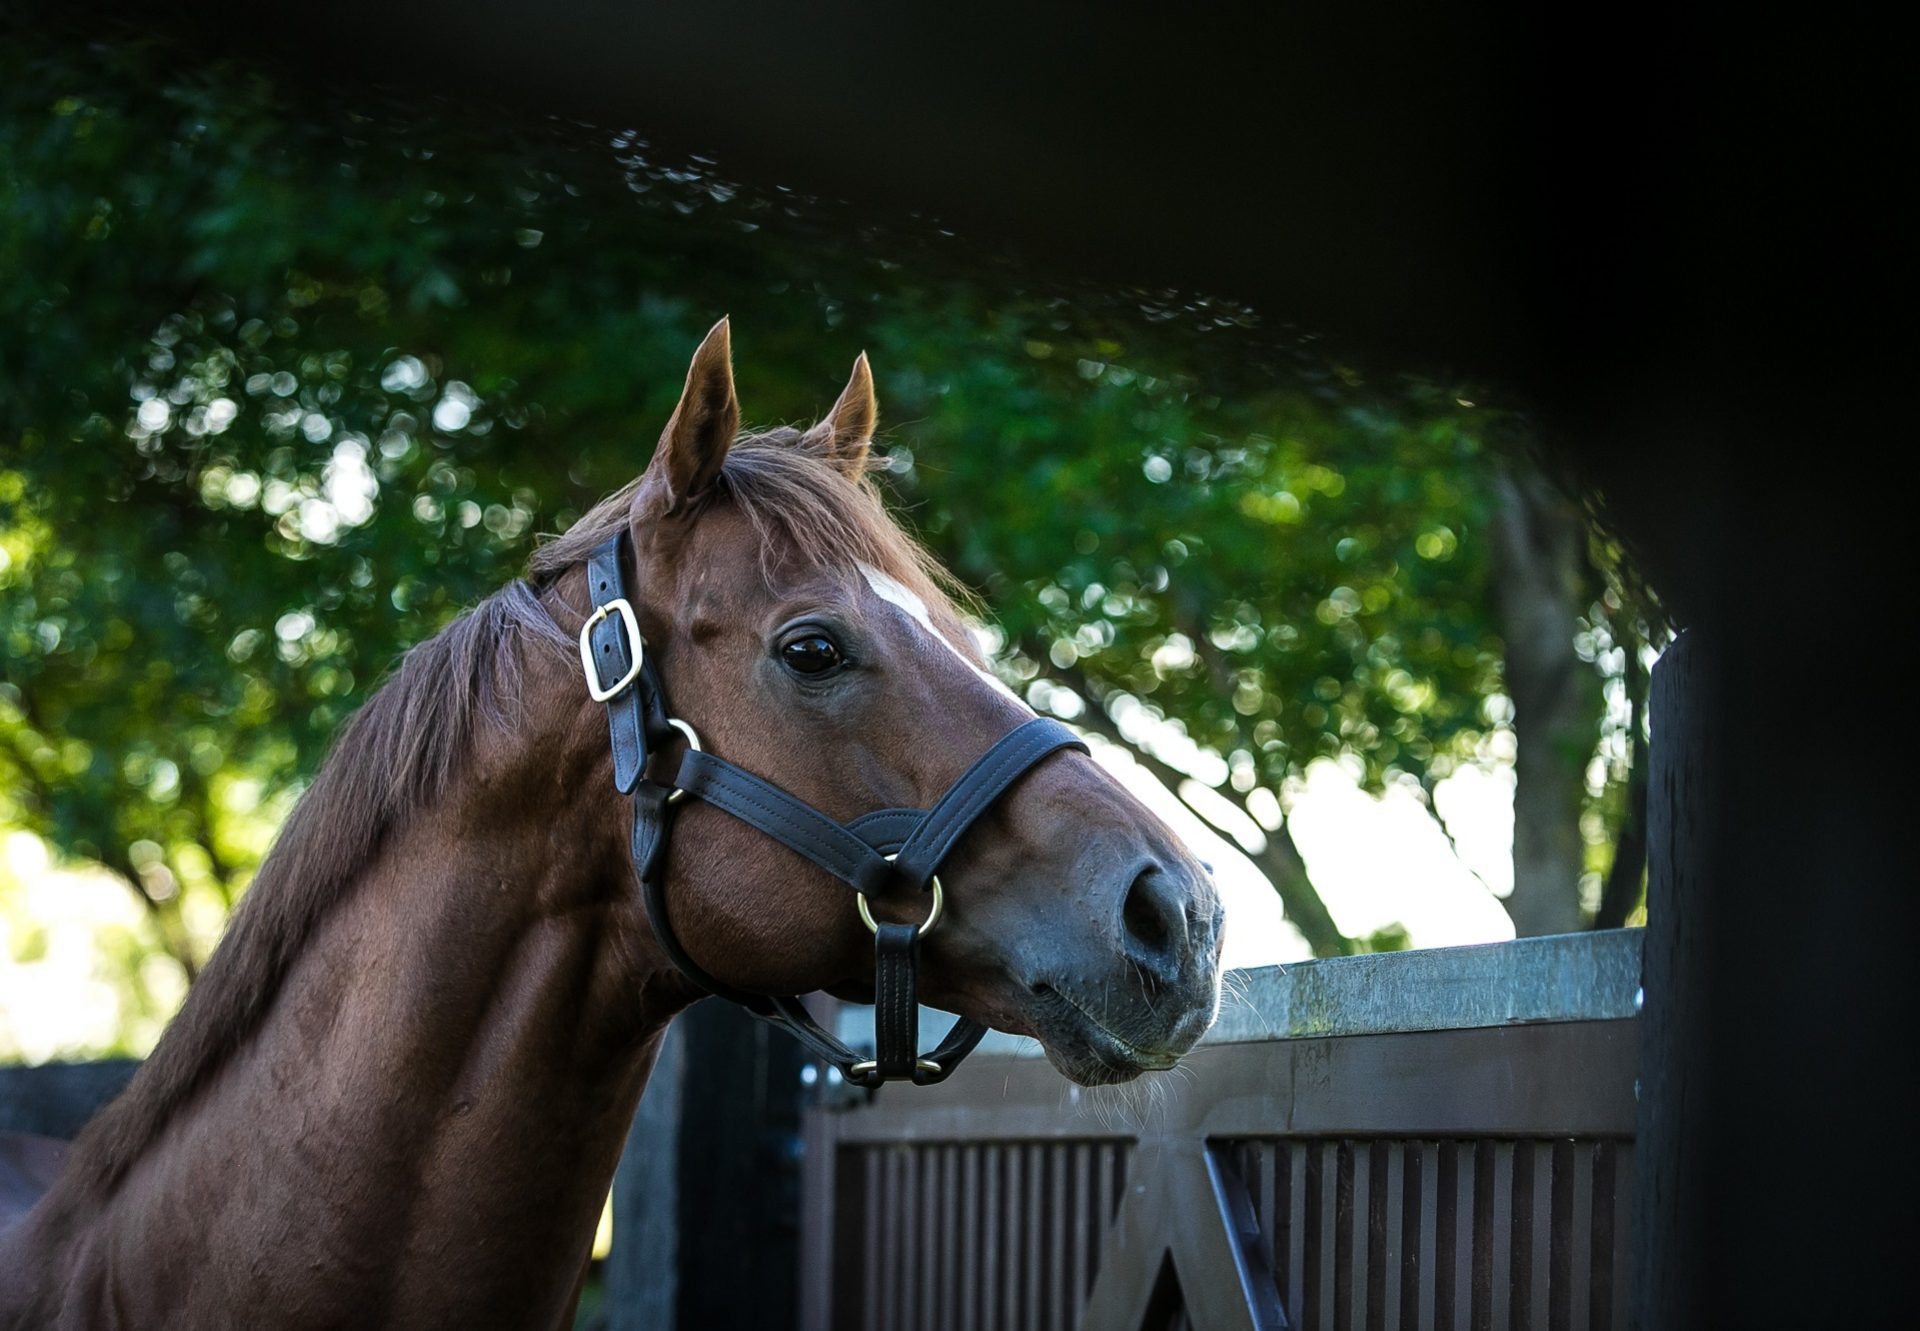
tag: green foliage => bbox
[0,25,1617,1004]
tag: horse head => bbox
[573,319,1224,1085]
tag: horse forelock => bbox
[533,431,971,620]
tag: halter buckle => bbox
[579,598,644,702]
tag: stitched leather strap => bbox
[674,750,895,896]
[891,718,1085,888]
[871,923,920,1080]
[586,538,648,793]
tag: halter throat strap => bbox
[583,531,1086,1088]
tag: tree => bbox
[0,24,1642,1019]
[1488,465,1596,936]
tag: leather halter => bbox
[582,531,1087,1087]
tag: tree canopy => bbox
[0,25,1651,1042]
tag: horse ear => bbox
[651,318,739,506]
[803,353,877,477]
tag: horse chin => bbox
[1014,982,1192,1088]
[1040,1044,1157,1088]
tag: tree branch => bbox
[1418,772,1503,902]
[99,851,203,984]
[1033,652,1355,957]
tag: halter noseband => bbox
[581,532,1086,1087]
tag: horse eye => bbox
[780,634,843,676]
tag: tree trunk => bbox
[1489,466,1592,936]
[1246,817,1355,958]
[103,855,203,984]
[1594,623,1649,929]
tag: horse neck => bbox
[38,628,699,1327]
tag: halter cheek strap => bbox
[582,531,1086,1088]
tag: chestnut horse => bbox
[0,321,1222,1329]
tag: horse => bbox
[0,319,1223,1329]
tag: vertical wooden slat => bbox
[1528,1141,1554,1331]
[890,1147,907,1331]
[923,1146,938,1331]
[878,1149,897,1331]
[1349,1139,1372,1331]
[1383,1142,1406,1331]
[1366,1142,1390,1331]
[1071,1142,1092,1325]
[1433,1142,1458,1331]
[883,1148,898,1331]
[982,1145,1002,1331]
[1567,1143,1594,1331]
[941,1145,959,1331]
[1548,1140,1573,1331]
[1002,1146,1022,1331]
[1254,1143,1278,1301]
[1469,1141,1494,1331]
[890,1146,905,1331]
[960,1146,979,1331]
[1318,1139,1340,1331]
[1096,1142,1117,1230]
[1024,1144,1043,1331]
[1586,1142,1614,1331]
[917,1148,936,1331]
[867,1150,883,1331]
[1418,1142,1441,1331]
[861,1150,880,1331]
[1609,1144,1635,1331]
[1488,1142,1515,1331]
[921,1147,934,1331]
[1452,1142,1476,1331]
[1047,1145,1067,1331]
[1509,1143,1533,1331]
[1288,1140,1309,1324]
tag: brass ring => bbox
[855,875,944,938]
[664,717,702,805]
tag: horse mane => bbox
[60,428,968,1201]
[61,583,553,1198]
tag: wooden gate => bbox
[799,930,1641,1331]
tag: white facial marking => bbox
[858,563,1034,711]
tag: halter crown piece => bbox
[582,532,1087,1087]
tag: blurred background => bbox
[0,18,1663,1067]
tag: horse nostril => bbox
[1121,863,1190,981]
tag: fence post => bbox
[1635,628,1709,1329]
[607,1022,685,1331]
[606,1001,807,1331]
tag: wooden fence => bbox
[798,930,1642,1331]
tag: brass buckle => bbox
[579,599,644,702]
